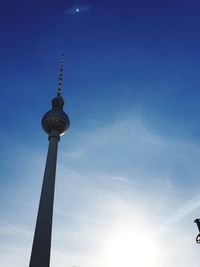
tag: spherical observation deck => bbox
[42,96,70,136]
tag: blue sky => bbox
[1,0,200,266]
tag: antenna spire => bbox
[57,53,64,96]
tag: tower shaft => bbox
[29,131,60,267]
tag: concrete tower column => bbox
[29,131,59,267]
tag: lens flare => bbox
[66,4,91,15]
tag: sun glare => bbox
[103,226,159,267]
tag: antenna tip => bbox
[57,53,64,96]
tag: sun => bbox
[102,226,159,267]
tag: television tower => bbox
[29,54,70,267]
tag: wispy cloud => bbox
[0,220,32,236]
[158,193,200,233]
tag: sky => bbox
[1,0,200,266]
